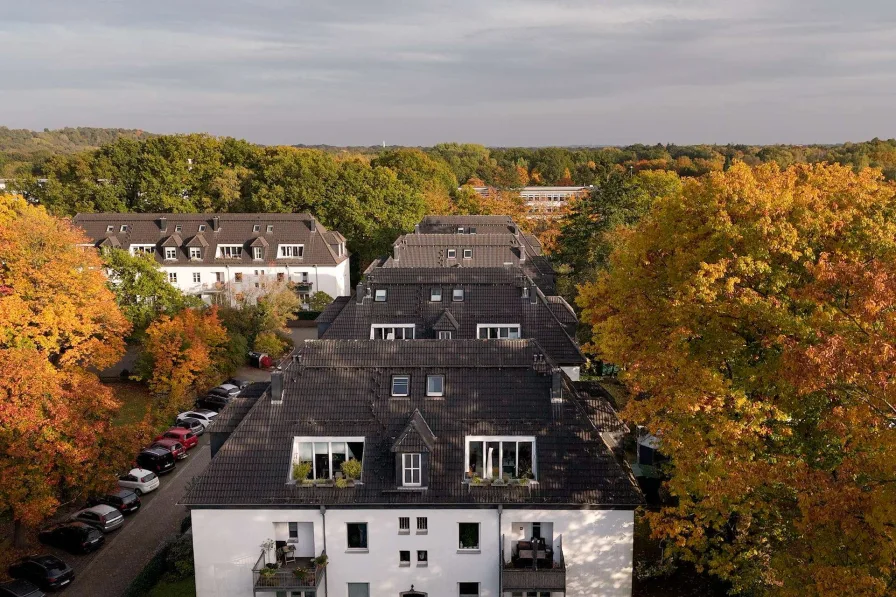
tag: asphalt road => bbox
[44,435,210,597]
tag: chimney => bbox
[356,282,365,304]
[310,217,317,232]
[393,245,401,261]
[530,285,538,305]
[519,247,527,264]
[271,370,284,403]
[212,216,220,231]
[511,224,518,235]
[551,369,563,403]
[414,224,420,234]
[158,216,167,232]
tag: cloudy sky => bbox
[2,0,895,146]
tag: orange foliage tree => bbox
[139,307,230,423]
[0,194,132,545]
[578,163,896,596]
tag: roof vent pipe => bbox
[310,218,317,232]
[271,370,284,403]
[158,216,167,232]
[212,216,220,231]
[356,282,365,304]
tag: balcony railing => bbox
[252,549,326,593]
[501,539,566,593]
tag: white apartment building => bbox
[183,340,641,597]
[72,213,351,305]
[470,187,592,215]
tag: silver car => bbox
[71,504,124,533]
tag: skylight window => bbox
[452,289,464,302]
[198,224,207,232]
[267,225,274,233]
[426,375,444,397]
[106,225,114,233]
[463,249,473,259]
[253,224,260,232]
[447,249,457,259]
[391,375,410,397]
[374,289,387,302]
[120,225,128,233]
[175,225,182,233]
[430,288,442,302]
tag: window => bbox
[374,289,387,302]
[458,582,479,597]
[168,272,177,283]
[288,522,298,541]
[463,249,472,259]
[399,517,410,534]
[457,227,464,233]
[399,550,410,566]
[477,325,521,339]
[175,225,182,233]
[426,375,444,397]
[164,247,178,260]
[417,550,428,566]
[347,523,368,550]
[215,272,223,282]
[438,331,452,339]
[120,225,128,232]
[189,247,201,260]
[292,437,365,481]
[267,225,274,233]
[466,436,536,480]
[371,325,415,340]
[453,289,464,302]
[279,244,305,258]
[131,244,154,256]
[253,247,264,260]
[198,224,207,232]
[430,288,442,302]
[416,517,428,533]
[347,583,369,597]
[219,245,242,259]
[403,454,422,486]
[447,249,457,259]
[234,273,243,282]
[391,375,410,397]
[192,272,201,283]
[253,224,260,232]
[458,523,480,550]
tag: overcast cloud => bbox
[1,0,895,145]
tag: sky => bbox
[2,0,895,146]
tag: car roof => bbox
[83,504,118,514]
[193,408,218,415]
[32,555,64,567]
[153,438,180,446]
[127,467,153,476]
[141,447,170,456]
[164,427,189,435]
[113,488,136,498]
[0,579,42,595]
[217,383,239,390]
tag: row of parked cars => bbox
[2,380,248,595]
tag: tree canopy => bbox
[578,163,896,596]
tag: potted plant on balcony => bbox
[340,459,362,487]
[260,538,276,565]
[292,461,312,485]
[492,475,508,487]
[293,567,310,582]
[314,553,328,568]
[258,567,277,586]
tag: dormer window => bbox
[371,325,414,340]
[457,227,464,233]
[463,249,473,259]
[452,289,464,302]
[477,324,521,339]
[291,437,365,481]
[189,247,201,260]
[402,453,422,486]
[219,245,241,259]
[131,244,154,256]
[430,288,442,302]
[278,244,304,258]
[374,289,387,302]
[391,375,410,397]
[106,225,114,233]
[447,249,457,259]
[466,436,535,481]
[252,247,263,260]
[164,247,178,260]
[267,225,274,233]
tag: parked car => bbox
[87,489,141,514]
[156,427,199,450]
[0,579,45,597]
[8,555,74,591]
[176,410,217,427]
[150,438,187,460]
[118,468,159,496]
[38,522,104,554]
[208,383,241,399]
[136,447,176,475]
[173,418,205,435]
[191,407,221,420]
[70,505,124,533]
[224,378,250,389]
[194,394,228,412]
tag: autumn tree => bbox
[0,194,132,545]
[138,307,230,422]
[578,163,896,596]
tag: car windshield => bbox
[141,473,157,482]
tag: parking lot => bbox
[37,434,210,597]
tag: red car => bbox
[155,427,198,450]
[150,438,188,460]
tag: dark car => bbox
[0,579,45,597]
[8,555,74,592]
[87,489,141,514]
[135,447,176,475]
[195,394,228,412]
[224,378,250,389]
[38,522,104,554]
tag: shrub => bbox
[254,331,287,358]
[165,533,195,580]
[292,461,312,481]
[341,459,362,480]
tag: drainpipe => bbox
[497,505,503,594]
[320,505,327,596]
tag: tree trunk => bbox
[13,518,28,548]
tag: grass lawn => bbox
[109,381,156,427]
[143,574,195,597]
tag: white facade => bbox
[191,507,634,597]
[160,259,350,305]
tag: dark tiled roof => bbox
[391,410,436,453]
[323,268,583,366]
[182,340,641,507]
[315,296,351,325]
[72,213,348,267]
[210,382,269,434]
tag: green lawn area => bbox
[109,381,156,427]
[143,575,195,597]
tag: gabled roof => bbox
[391,410,436,453]
[323,267,583,366]
[72,213,349,267]
[249,236,269,248]
[182,339,641,508]
[316,296,351,325]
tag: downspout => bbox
[320,504,327,597]
[497,505,503,595]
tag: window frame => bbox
[463,249,472,259]
[430,287,442,302]
[253,246,264,260]
[164,247,178,260]
[130,244,155,256]
[371,324,415,340]
[192,272,201,283]
[218,244,242,259]
[168,272,178,283]
[346,523,368,550]
[476,324,522,340]
[391,375,410,397]
[438,331,452,340]
[416,550,428,566]
[291,437,365,482]
[426,375,444,397]
[399,550,411,566]
[458,522,480,551]
[452,288,464,302]
[416,516,428,533]
[399,516,410,534]
[465,435,537,480]
[374,289,387,302]
[189,247,202,260]
[447,249,457,259]
[198,224,207,232]
[278,244,305,259]
[347,583,370,597]
[458,582,480,597]
[403,453,422,487]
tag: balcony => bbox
[502,540,565,594]
[252,549,326,594]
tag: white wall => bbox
[501,510,634,597]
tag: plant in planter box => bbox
[335,477,349,489]
[471,475,482,485]
[292,461,312,483]
[341,459,362,480]
[258,567,277,586]
[314,553,329,568]
[293,567,310,581]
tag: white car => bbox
[177,410,216,427]
[118,468,160,496]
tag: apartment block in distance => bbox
[73,213,350,305]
